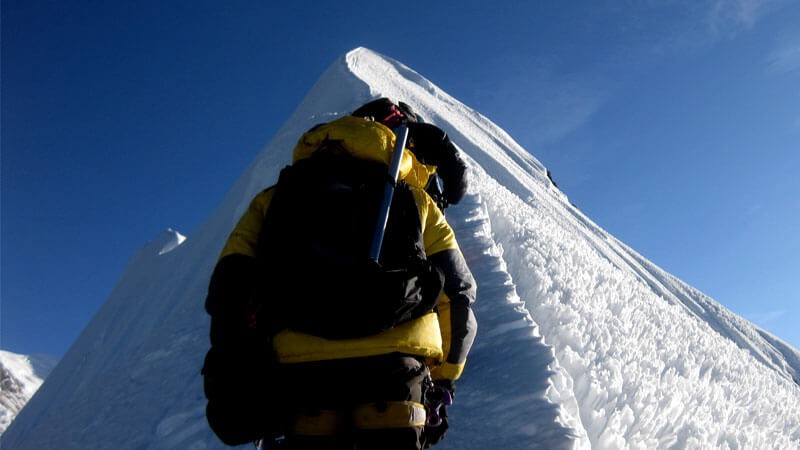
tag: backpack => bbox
[256,150,444,339]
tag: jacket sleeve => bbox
[436,138,468,206]
[429,249,477,381]
[407,123,468,206]
[415,189,477,382]
[205,190,274,345]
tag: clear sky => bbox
[2,1,798,357]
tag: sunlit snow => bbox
[158,229,188,255]
[3,47,799,449]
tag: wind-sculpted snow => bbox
[4,47,800,449]
[434,191,589,449]
[470,166,800,448]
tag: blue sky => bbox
[2,1,798,357]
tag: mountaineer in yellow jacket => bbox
[204,99,476,450]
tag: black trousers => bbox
[279,353,429,450]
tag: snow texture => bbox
[3,47,799,449]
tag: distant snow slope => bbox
[0,350,58,435]
[3,47,799,449]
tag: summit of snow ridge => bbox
[339,47,557,194]
[157,229,187,255]
[135,228,187,258]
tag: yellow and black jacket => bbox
[206,116,477,383]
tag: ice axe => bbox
[369,124,410,262]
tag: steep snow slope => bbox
[4,48,799,449]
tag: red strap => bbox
[381,105,405,129]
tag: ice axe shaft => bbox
[369,124,410,262]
